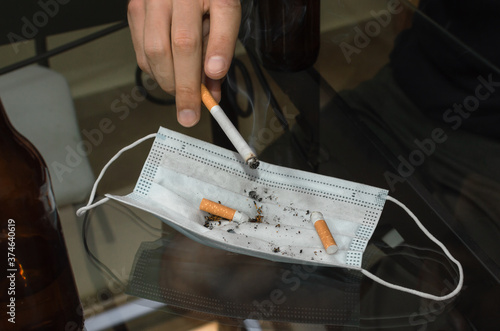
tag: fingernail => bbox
[206,56,226,75]
[178,109,198,127]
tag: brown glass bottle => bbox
[0,100,84,330]
[256,0,320,72]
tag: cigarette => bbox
[201,84,260,169]
[199,198,251,223]
[311,212,338,254]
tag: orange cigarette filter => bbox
[311,212,338,254]
[200,198,236,220]
[199,198,251,223]
[201,84,218,111]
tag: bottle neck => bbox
[0,99,33,152]
[0,98,45,168]
[0,98,52,204]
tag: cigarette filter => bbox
[310,211,338,254]
[199,198,251,223]
[201,84,259,169]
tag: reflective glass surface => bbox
[3,1,498,330]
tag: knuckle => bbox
[172,31,199,53]
[212,33,233,46]
[144,41,168,60]
[215,0,241,12]
[216,0,241,9]
[127,0,142,15]
[152,72,175,91]
[158,81,176,96]
[165,86,176,96]
[176,85,196,97]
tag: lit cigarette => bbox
[201,84,260,169]
[311,212,338,254]
[199,198,251,223]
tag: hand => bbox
[127,0,241,127]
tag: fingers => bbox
[204,0,241,100]
[143,0,175,94]
[205,0,241,79]
[127,0,241,128]
[128,0,175,93]
[127,0,147,72]
[171,0,204,127]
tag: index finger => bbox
[171,0,204,127]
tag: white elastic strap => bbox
[361,195,464,301]
[76,133,157,217]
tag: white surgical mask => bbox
[77,126,463,301]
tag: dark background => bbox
[0,0,128,46]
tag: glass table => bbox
[13,0,497,330]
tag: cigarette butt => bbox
[200,84,260,169]
[199,198,250,223]
[311,212,338,254]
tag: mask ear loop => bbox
[76,133,157,217]
[79,134,464,301]
[361,195,464,301]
